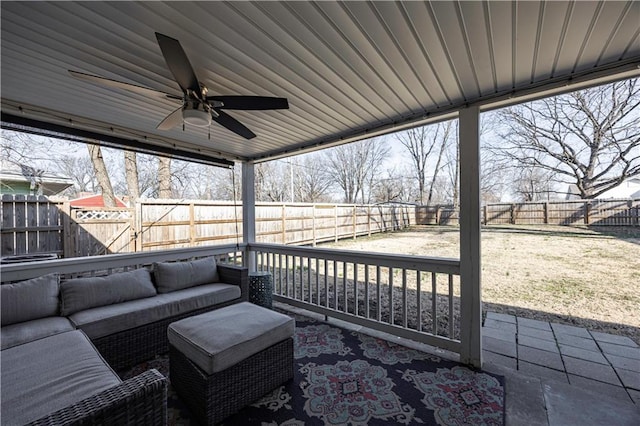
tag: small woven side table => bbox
[249,271,273,309]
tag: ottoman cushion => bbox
[168,302,294,374]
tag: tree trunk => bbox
[124,151,140,201]
[158,156,172,198]
[427,122,452,206]
[87,144,116,207]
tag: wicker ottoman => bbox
[168,302,294,425]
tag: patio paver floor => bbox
[482,311,640,424]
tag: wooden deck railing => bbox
[250,242,462,354]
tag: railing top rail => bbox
[0,243,246,283]
[249,242,460,274]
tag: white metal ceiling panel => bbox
[1,1,639,163]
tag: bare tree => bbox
[396,123,452,205]
[55,156,97,197]
[87,144,116,207]
[496,79,640,198]
[325,138,390,203]
[294,155,333,202]
[371,167,409,203]
[513,166,554,202]
[0,132,60,169]
[255,161,289,202]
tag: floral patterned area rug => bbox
[122,311,504,426]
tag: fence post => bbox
[510,204,515,224]
[135,200,143,252]
[483,205,488,225]
[281,204,286,244]
[312,204,317,247]
[584,201,590,225]
[61,201,72,258]
[334,205,339,242]
[352,205,357,240]
[368,205,372,236]
[544,202,549,224]
[189,203,196,246]
[128,201,136,252]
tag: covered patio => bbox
[2,1,639,424]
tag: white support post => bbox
[459,106,482,367]
[242,162,256,272]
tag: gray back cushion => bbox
[60,268,156,316]
[153,257,219,293]
[1,274,60,325]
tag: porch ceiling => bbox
[1,1,639,165]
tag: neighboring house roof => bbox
[565,177,640,200]
[0,169,74,196]
[70,194,127,208]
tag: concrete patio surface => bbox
[481,311,639,425]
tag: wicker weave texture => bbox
[170,338,294,425]
[27,369,167,426]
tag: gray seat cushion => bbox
[1,330,121,426]
[153,256,220,293]
[69,283,241,339]
[168,302,294,374]
[1,316,74,350]
[60,268,157,316]
[1,274,60,325]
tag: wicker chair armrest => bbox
[218,264,249,301]
[27,369,167,426]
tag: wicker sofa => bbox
[0,255,249,425]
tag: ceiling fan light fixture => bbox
[183,106,211,127]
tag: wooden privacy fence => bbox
[137,201,413,251]
[416,198,640,226]
[1,196,413,258]
[1,195,64,257]
[3,195,637,259]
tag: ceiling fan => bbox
[69,32,288,139]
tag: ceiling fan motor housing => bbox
[183,101,212,127]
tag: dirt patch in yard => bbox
[321,225,640,345]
